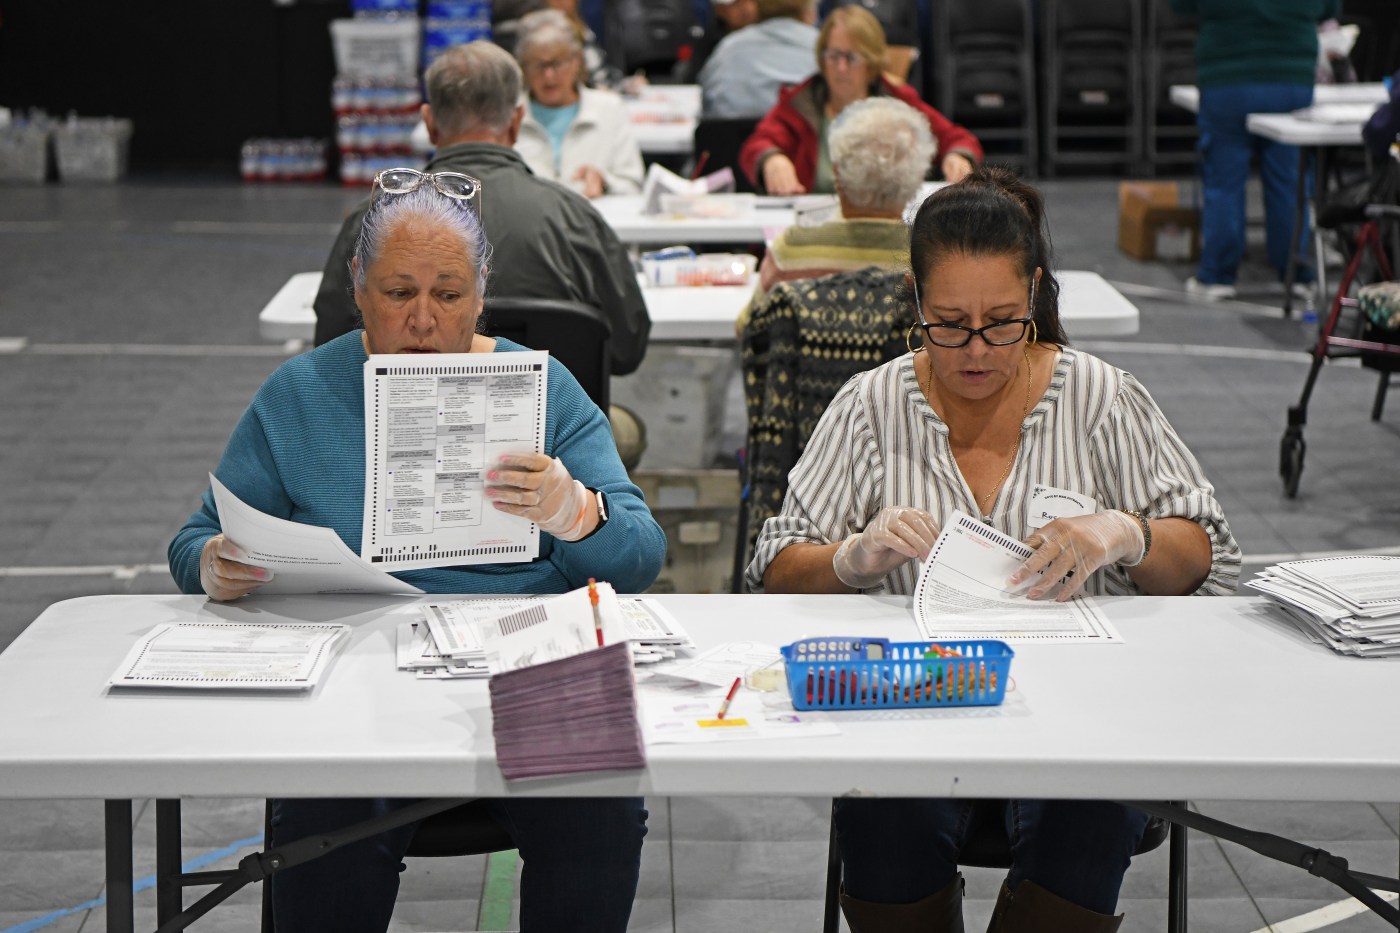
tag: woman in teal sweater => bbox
[1173,0,1339,300]
[168,170,664,933]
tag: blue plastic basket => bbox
[782,637,1013,711]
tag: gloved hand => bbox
[832,507,941,590]
[487,454,595,542]
[200,533,273,602]
[1011,511,1145,601]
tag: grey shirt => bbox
[699,17,819,118]
[313,142,650,376]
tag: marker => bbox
[587,578,603,647]
[716,676,741,720]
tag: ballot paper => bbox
[362,352,548,572]
[912,511,1120,643]
[210,475,423,596]
[416,595,693,677]
[479,583,628,674]
[647,641,782,688]
[1246,556,1400,657]
[109,621,349,691]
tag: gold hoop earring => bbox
[1028,320,1038,346]
[906,324,923,354]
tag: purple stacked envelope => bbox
[488,641,647,780]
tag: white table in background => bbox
[1,592,1397,933]
[257,268,1139,345]
[1168,82,1388,115]
[1168,83,1388,315]
[623,84,701,157]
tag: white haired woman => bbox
[738,97,932,331]
[169,172,664,932]
[512,9,644,197]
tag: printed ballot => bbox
[210,475,422,596]
[109,621,349,691]
[362,351,548,571]
[913,511,1120,643]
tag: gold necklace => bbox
[918,346,1033,516]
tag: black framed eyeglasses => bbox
[914,279,1037,349]
[372,167,482,204]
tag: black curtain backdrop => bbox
[0,0,345,173]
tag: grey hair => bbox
[424,40,523,139]
[514,9,583,64]
[828,98,936,214]
[352,185,491,300]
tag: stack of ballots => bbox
[1246,555,1400,657]
[398,594,694,679]
[483,583,646,780]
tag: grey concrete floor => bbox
[1,173,1398,932]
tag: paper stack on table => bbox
[400,593,694,678]
[1246,556,1400,657]
[110,622,350,691]
[489,641,646,780]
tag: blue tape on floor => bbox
[1,833,264,933]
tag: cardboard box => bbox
[1118,182,1201,262]
[611,345,737,469]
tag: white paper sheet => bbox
[912,511,1120,643]
[637,687,840,744]
[210,475,423,596]
[479,583,625,673]
[424,596,693,661]
[362,352,548,571]
[109,622,349,690]
[647,642,783,688]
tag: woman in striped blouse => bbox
[747,168,1241,932]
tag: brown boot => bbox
[985,881,1123,933]
[840,874,965,933]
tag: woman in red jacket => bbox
[740,5,982,195]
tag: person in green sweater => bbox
[1172,0,1340,301]
[169,175,665,933]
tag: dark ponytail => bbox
[909,166,1067,346]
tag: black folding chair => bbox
[482,297,613,411]
[694,117,760,193]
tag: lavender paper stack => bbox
[489,641,646,780]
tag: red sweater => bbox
[739,76,983,192]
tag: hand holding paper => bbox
[200,533,272,602]
[486,454,594,541]
[1013,511,1144,601]
[833,506,941,590]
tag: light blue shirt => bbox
[529,99,581,167]
[699,17,819,118]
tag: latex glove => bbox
[200,533,273,601]
[487,453,594,542]
[941,152,976,183]
[1010,511,1145,602]
[832,507,940,590]
[571,164,606,199]
[762,154,807,196]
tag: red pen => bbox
[716,676,741,719]
[691,150,710,181]
[587,578,603,647]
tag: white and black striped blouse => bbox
[745,347,1242,596]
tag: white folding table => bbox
[0,593,1397,931]
[257,268,1139,344]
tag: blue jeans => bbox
[1197,83,1316,285]
[834,799,1151,915]
[268,796,648,932]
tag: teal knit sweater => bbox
[1171,0,1339,88]
[169,333,665,595]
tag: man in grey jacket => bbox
[698,0,818,118]
[314,41,650,376]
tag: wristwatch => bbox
[1120,510,1152,567]
[585,487,609,536]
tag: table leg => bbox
[104,799,134,933]
[156,799,183,926]
[1311,147,1330,314]
[1282,147,1308,317]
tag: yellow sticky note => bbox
[696,718,749,728]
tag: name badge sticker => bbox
[1026,484,1097,528]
